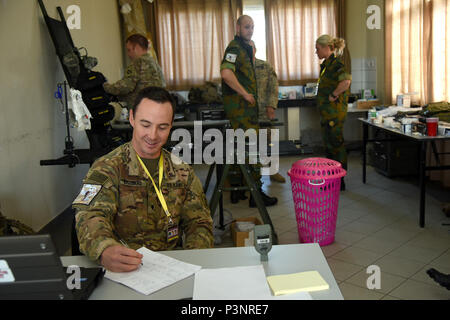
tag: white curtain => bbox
[386,0,450,105]
[265,0,337,85]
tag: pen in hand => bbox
[119,239,144,266]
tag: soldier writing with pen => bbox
[73,87,214,272]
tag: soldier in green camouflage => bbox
[73,87,213,272]
[255,58,277,121]
[315,35,352,190]
[251,41,286,183]
[220,15,277,207]
[103,34,166,110]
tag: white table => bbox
[61,243,343,300]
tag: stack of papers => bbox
[266,271,329,296]
[105,247,201,295]
[193,265,312,300]
[104,248,328,300]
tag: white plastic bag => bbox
[68,88,92,131]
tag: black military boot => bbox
[340,177,346,191]
[427,268,450,290]
[230,189,247,203]
[249,189,278,208]
[230,190,240,204]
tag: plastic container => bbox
[426,118,439,136]
[288,158,346,246]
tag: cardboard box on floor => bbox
[231,217,262,247]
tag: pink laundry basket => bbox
[288,158,346,246]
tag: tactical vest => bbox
[188,82,222,104]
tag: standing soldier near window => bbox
[220,15,278,207]
[315,34,352,191]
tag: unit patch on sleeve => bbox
[73,184,102,205]
[225,53,237,63]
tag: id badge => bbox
[167,225,179,242]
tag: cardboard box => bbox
[356,99,380,109]
[231,217,262,247]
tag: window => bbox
[386,0,450,105]
[155,0,241,90]
[154,0,339,89]
[243,0,267,60]
[265,0,338,85]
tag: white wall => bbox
[347,0,385,102]
[0,0,123,230]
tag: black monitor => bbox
[0,234,73,300]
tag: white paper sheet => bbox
[105,247,202,295]
[193,265,312,300]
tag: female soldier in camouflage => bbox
[315,35,352,190]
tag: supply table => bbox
[360,118,450,227]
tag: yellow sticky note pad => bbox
[266,271,329,296]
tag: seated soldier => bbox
[73,87,214,272]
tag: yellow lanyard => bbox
[318,67,326,84]
[136,153,173,225]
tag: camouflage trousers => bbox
[319,109,348,171]
[223,96,261,187]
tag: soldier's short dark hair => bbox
[133,86,175,122]
[126,33,149,50]
[237,15,252,26]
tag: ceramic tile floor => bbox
[194,151,450,300]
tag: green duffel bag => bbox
[421,102,450,122]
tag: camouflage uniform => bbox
[255,58,278,121]
[72,142,214,263]
[103,53,166,109]
[317,54,352,170]
[221,36,260,185]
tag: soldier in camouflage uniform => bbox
[103,34,166,110]
[73,87,213,272]
[220,15,277,207]
[315,35,352,190]
[255,58,278,122]
[251,41,286,183]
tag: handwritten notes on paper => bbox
[105,247,201,295]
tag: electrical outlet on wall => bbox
[365,58,376,70]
